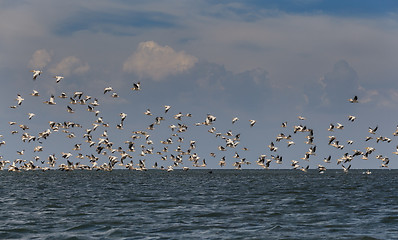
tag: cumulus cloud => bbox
[123,41,198,81]
[49,56,90,76]
[28,49,52,69]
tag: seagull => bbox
[31,70,42,80]
[348,95,358,103]
[132,82,141,91]
[54,76,64,83]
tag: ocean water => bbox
[0,169,397,240]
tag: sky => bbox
[1,0,398,170]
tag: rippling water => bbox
[0,169,397,239]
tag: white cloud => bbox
[28,49,52,69]
[49,56,90,76]
[123,41,198,81]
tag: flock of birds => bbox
[0,69,396,173]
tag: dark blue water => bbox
[0,169,397,239]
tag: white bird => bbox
[30,90,40,97]
[164,105,171,113]
[59,92,68,98]
[348,95,358,103]
[144,109,152,116]
[298,116,306,120]
[31,70,42,80]
[348,115,356,122]
[232,117,239,124]
[132,82,141,91]
[67,106,74,113]
[104,87,113,94]
[369,126,378,134]
[43,95,56,105]
[16,94,24,105]
[28,113,35,120]
[249,120,256,127]
[74,91,83,99]
[54,76,64,83]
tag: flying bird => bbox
[31,70,42,80]
[132,82,141,91]
[348,95,358,103]
[54,76,64,83]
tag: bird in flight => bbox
[31,70,42,80]
[348,95,358,103]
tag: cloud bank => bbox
[123,41,198,81]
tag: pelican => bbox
[16,94,24,105]
[144,109,152,116]
[59,92,68,98]
[74,91,83,99]
[28,113,35,120]
[249,120,256,127]
[369,126,378,134]
[348,95,358,103]
[104,87,113,94]
[132,82,141,91]
[348,115,356,122]
[67,106,74,113]
[31,90,40,96]
[342,164,351,173]
[164,105,171,113]
[111,92,119,98]
[31,70,42,80]
[298,116,306,120]
[232,117,239,124]
[43,95,56,105]
[54,76,64,83]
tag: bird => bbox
[104,87,113,94]
[164,105,171,113]
[30,90,40,97]
[348,95,358,103]
[132,82,141,91]
[28,113,35,120]
[232,117,239,124]
[369,126,378,134]
[54,76,64,83]
[43,95,56,105]
[31,70,42,80]
[249,120,256,127]
[15,94,24,105]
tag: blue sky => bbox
[1,0,398,170]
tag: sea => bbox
[0,169,397,240]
